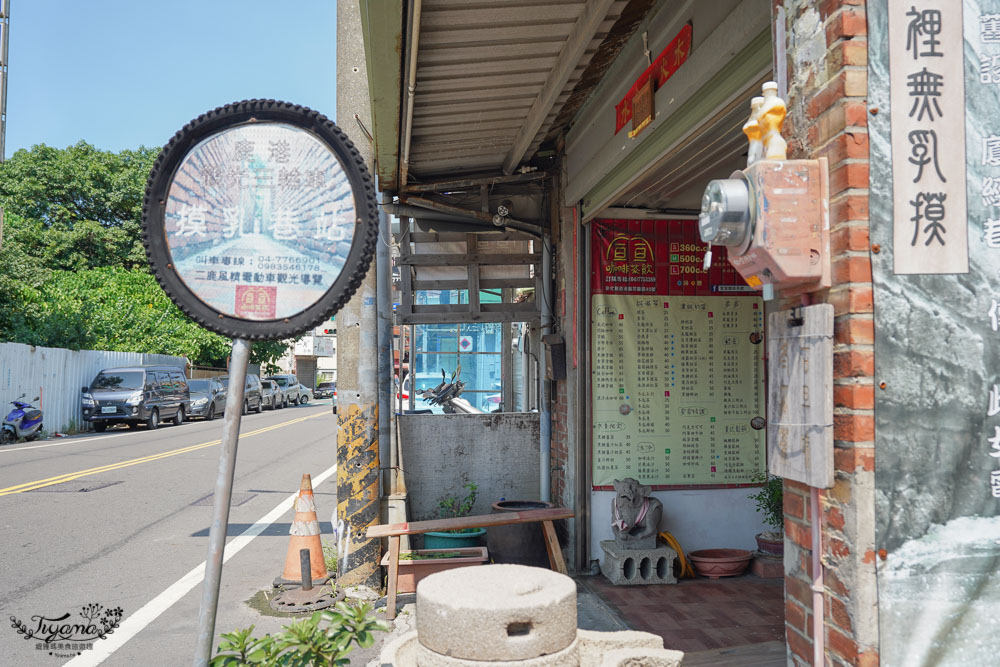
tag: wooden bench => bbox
[366,507,574,619]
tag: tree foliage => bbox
[0,142,289,367]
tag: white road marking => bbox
[0,430,137,453]
[1,405,329,454]
[64,461,339,666]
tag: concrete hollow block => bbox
[598,648,685,667]
[576,629,664,667]
[416,564,577,661]
[600,541,677,586]
[414,638,579,667]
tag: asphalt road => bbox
[0,400,343,666]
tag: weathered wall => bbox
[775,0,878,665]
[398,413,541,521]
[0,343,189,435]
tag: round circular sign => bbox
[142,99,377,340]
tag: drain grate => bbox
[29,479,123,493]
[191,492,257,507]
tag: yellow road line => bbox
[0,412,327,497]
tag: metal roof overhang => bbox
[360,0,635,192]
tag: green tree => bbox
[0,142,158,269]
[0,142,291,367]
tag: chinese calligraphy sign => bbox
[889,0,969,273]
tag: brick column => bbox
[776,1,878,665]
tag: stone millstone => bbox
[414,638,579,666]
[415,564,577,661]
[599,648,685,667]
[576,630,663,667]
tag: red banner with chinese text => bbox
[614,24,693,134]
[591,218,750,296]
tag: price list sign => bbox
[591,220,765,488]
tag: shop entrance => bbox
[576,35,786,661]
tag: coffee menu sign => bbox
[590,220,765,488]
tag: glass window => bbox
[156,371,172,391]
[188,379,211,392]
[92,371,144,391]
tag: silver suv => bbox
[265,374,301,406]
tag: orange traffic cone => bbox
[275,474,331,587]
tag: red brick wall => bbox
[777,0,878,664]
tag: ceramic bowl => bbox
[687,548,753,578]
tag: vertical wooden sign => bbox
[766,304,834,488]
[889,0,969,274]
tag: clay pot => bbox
[687,549,753,579]
[381,547,489,594]
[755,532,784,556]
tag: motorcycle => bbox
[1,394,43,444]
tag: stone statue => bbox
[611,478,663,549]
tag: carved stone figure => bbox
[611,478,663,549]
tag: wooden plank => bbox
[409,231,534,243]
[366,507,574,538]
[386,535,400,621]
[541,520,567,574]
[467,234,481,313]
[400,311,541,325]
[766,305,834,488]
[413,301,538,315]
[413,278,535,290]
[399,253,540,266]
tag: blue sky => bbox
[4,0,337,157]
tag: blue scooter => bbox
[1,394,43,444]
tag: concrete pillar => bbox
[335,0,381,589]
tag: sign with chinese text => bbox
[591,220,765,488]
[889,0,969,273]
[766,305,834,488]
[166,123,355,320]
[870,1,1000,662]
[614,24,692,134]
[142,101,376,341]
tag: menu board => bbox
[591,220,766,488]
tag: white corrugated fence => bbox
[0,343,189,435]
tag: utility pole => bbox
[335,0,381,589]
[0,0,9,248]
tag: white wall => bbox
[591,488,769,559]
[0,343,188,434]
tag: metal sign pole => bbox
[193,338,251,666]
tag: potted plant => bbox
[380,546,489,594]
[423,483,486,549]
[748,472,784,555]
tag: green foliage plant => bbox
[748,472,784,534]
[210,601,389,666]
[0,143,291,368]
[434,483,479,534]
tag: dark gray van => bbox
[82,366,190,432]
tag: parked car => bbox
[298,384,312,403]
[315,381,337,412]
[216,374,263,414]
[265,374,300,405]
[260,379,282,410]
[187,377,226,420]
[82,366,190,431]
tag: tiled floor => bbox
[581,573,786,654]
